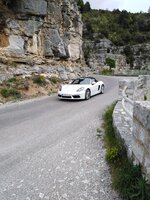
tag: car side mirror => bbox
[92,81,96,85]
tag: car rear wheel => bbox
[85,89,91,100]
[100,85,104,94]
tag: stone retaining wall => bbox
[113,75,150,182]
[134,75,150,101]
[133,101,150,181]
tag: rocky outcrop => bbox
[0,62,90,83]
[83,38,130,74]
[115,44,150,74]
[83,38,150,75]
[0,0,83,62]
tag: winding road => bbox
[0,76,121,200]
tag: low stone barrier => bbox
[113,75,150,183]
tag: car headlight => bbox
[77,87,84,92]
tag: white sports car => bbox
[58,77,104,100]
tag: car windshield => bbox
[71,78,91,85]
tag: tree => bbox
[83,1,91,12]
[124,45,134,68]
[77,0,84,13]
[105,57,115,69]
[148,7,150,13]
[118,10,130,28]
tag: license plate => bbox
[62,94,70,96]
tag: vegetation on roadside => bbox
[102,103,150,200]
[0,88,21,98]
[50,77,61,84]
[0,75,61,103]
[100,69,113,76]
[33,75,47,86]
[0,77,25,99]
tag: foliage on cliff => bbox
[82,9,150,46]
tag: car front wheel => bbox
[100,85,104,94]
[85,89,91,100]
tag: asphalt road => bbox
[0,76,121,200]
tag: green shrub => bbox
[102,103,119,149]
[106,147,120,164]
[33,75,46,86]
[100,69,113,76]
[50,77,60,84]
[115,162,150,200]
[0,88,21,98]
[0,88,10,98]
[9,89,21,98]
[105,57,116,69]
[7,77,17,83]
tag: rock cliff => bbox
[0,0,87,102]
[0,0,83,62]
[83,38,150,75]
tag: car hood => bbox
[61,84,88,93]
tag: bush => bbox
[115,162,150,200]
[0,88,21,98]
[106,147,121,164]
[100,69,113,76]
[7,77,17,83]
[50,77,60,84]
[1,88,10,98]
[33,75,46,86]
[9,89,21,98]
[105,57,116,69]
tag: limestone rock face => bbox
[83,38,129,73]
[7,35,25,57]
[11,0,47,16]
[83,38,150,75]
[0,0,83,61]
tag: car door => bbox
[91,78,99,95]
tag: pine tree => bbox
[83,1,91,12]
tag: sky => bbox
[83,0,149,13]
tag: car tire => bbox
[85,89,91,100]
[100,85,104,94]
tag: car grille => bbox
[58,94,80,99]
[63,95,71,98]
[58,94,71,98]
[72,95,80,98]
